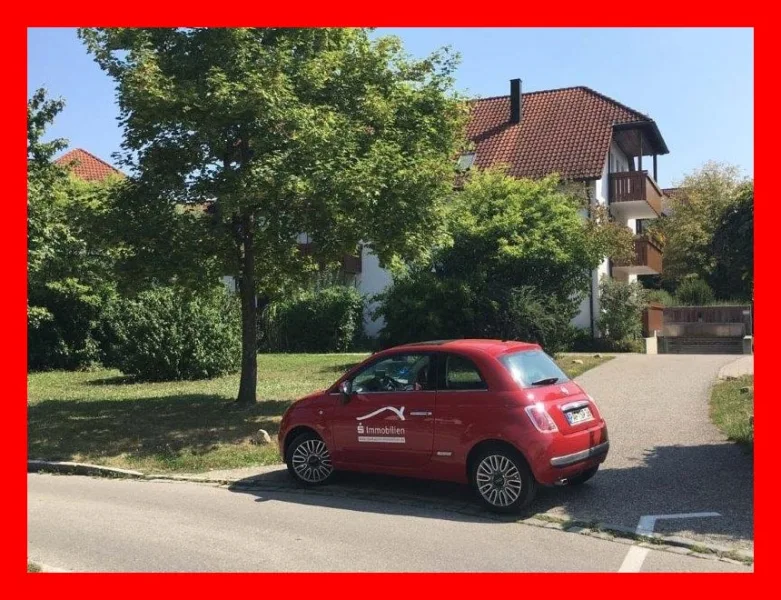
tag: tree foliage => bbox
[79,27,467,402]
[377,169,632,352]
[657,161,752,297]
[27,89,123,370]
[709,182,753,300]
[598,277,648,343]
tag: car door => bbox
[330,352,436,468]
[432,352,493,465]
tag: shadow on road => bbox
[228,442,753,545]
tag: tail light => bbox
[525,402,559,433]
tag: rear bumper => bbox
[528,421,610,485]
[550,441,610,467]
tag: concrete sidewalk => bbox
[718,355,754,380]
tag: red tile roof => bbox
[466,86,653,181]
[54,148,124,182]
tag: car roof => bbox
[391,338,540,358]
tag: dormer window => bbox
[456,152,476,171]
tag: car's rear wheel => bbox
[286,432,334,486]
[470,446,536,513]
[566,465,599,486]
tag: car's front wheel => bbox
[286,432,335,486]
[470,445,537,513]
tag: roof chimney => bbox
[510,78,522,124]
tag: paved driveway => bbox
[536,354,753,551]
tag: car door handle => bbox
[409,411,433,416]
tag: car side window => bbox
[352,354,433,393]
[444,354,487,391]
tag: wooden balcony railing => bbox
[297,242,362,275]
[614,237,663,274]
[609,171,663,216]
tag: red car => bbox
[278,339,609,512]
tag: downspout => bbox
[585,181,596,340]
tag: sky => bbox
[27,27,753,188]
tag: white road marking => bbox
[636,512,721,536]
[618,512,721,573]
[618,546,649,572]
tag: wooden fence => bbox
[662,305,752,338]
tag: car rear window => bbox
[499,350,569,388]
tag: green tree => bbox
[437,170,632,301]
[377,169,633,352]
[27,88,69,287]
[657,161,750,291]
[709,182,753,300]
[598,277,648,343]
[27,89,123,369]
[80,28,466,403]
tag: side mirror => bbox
[338,380,352,404]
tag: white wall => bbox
[571,163,614,337]
[356,246,393,338]
[221,275,238,293]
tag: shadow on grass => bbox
[28,394,292,463]
[85,375,138,386]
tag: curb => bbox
[28,460,145,479]
[29,460,753,566]
[717,356,754,380]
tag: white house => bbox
[351,80,669,338]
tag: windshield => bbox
[499,350,570,388]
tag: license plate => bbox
[565,406,593,425]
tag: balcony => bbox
[341,253,362,275]
[613,236,663,276]
[297,242,362,276]
[609,171,664,220]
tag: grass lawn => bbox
[28,352,613,474]
[555,353,614,379]
[710,375,754,446]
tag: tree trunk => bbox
[236,214,257,405]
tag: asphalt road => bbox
[28,474,749,572]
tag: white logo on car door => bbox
[355,406,406,443]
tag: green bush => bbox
[571,329,644,353]
[262,285,365,353]
[494,287,577,354]
[598,277,647,344]
[112,286,240,381]
[373,273,477,347]
[27,278,106,371]
[375,274,576,354]
[675,277,715,306]
[646,289,675,306]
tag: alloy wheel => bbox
[291,438,333,483]
[475,454,523,507]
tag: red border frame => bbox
[10,10,765,591]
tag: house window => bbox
[456,152,476,171]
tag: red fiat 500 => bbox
[278,339,609,512]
